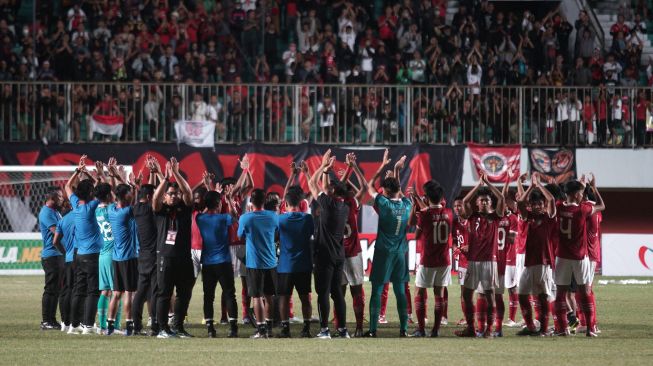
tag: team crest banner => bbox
[174,120,215,148]
[528,147,576,183]
[468,143,520,183]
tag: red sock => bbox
[538,294,549,333]
[519,295,535,331]
[554,291,569,332]
[476,296,487,332]
[590,291,597,327]
[574,292,585,326]
[380,283,389,317]
[353,290,365,330]
[531,295,540,319]
[508,292,519,322]
[442,287,449,319]
[486,299,495,334]
[578,291,595,331]
[464,296,475,332]
[415,290,426,332]
[433,296,444,332]
[495,294,504,333]
[404,282,413,317]
[550,300,560,332]
[241,286,250,319]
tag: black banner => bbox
[0,143,465,204]
[528,147,577,183]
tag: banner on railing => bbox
[528,147,576,183]
[90,115,124,137]
[174,120,215,148]
[468,143,520,183]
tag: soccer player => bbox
[277,186,314,338]
[152,158,195,338]
[578,187,602,334]
[95,180,120,335]
[238,188,279,339]
[413,182,453,337]
[455,173,505,338]
[307,149,350,339]
[38,186,64,330]
[493,181,518,337]
[106,183,140,336]
[196,189,239,338]
[66,156,103,335]
[364,150,412,338]
[339,153,367,337]
[451,196,469,326]
[515,174,557,336]
[53,200,76,332]
[553,174,605,337]
[132,155,161,335]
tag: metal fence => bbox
[1,82,652,147]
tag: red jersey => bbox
[222,194,244,246]
[467,212,500,262]
[587,211,602,263]
[497,213,519,274]
[343,197,361,258]
[556,201,594,260]
[524,213,557,266]
[191,210,203,250]
[516,215,528,254]
[453,218,469,269]
[416,206,453,267]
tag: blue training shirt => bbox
[278,212,314,273]
[107,204,139,261]
[39,205,62,258]
[238,210,278,269]
[196,213,233,265]
[70,193,103,255]
[55,212,76,263]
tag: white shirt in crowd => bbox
[568,99,583,122]
[612,98,623,120]
[467,65,482,95]
[317,101,336,127]
[190,100,209,121]
[556,99,570,121]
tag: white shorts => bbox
[191,249,202,278]
[463,261,498,292]
[415,265,451,288]
[342,253,364,286]
[554,256,591,286]
[457,267,467,285]
[229,245,247,278]
[515,253,525,280]
[518,265,554,298]
[496,274,506,294]
[589,260,597,286]
[504,265,518,289]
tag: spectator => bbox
[159,46,179,80]
[190,93,209,122]
[208,95,226,143]
[408,51,426,84]
[131,51,156,79]
[317,94,336,142]
[144,86,163,141]
[610,14,630,38]
[570,57,591,86]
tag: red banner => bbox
[468,143,520,183]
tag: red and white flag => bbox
[174,120,215,148]
[90,115,124,137]
[468,143,520,183]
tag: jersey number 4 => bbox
[560,218,573,240]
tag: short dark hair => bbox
[221,177,236,186]
[453,194,465,202]
[585,186,597,202]
[331,180,349,198]
[95,182,113,202]
[194,186,208,198]
[425,184,444,204]
[265,192,281,211]
[204,190,222,210]
[529,190,545,203]
[251,188,266,208]
[564,181,584,196]
[423,180,440,191]
[166,181,180,191]
[285,186,303,207]
[545,183,564,200]
[475,187,492,199]
[46,186,62,201]
[114,183,132,202]
[75,179,95,201]
[138,184,155,200]
[381,177,400,195]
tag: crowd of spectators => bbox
[0,0,652,146]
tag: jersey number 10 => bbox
[432,221,450,245]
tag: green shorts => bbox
[99,254,115,291]
[369,250,409,284]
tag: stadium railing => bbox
[1,82,652,147]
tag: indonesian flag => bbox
[468,143,520,183]
[90,114,124,137]
[174,120,215,148]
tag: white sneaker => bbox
[440,318,448,326]
[503,320,518,327]
[533,319,541,332]
[576,325,587,334]
[378,315,388,324]
[42,136,48,145]
[147,317,152,327]
[81,325,94,335]
[61,323,68,332]
[67,326,82,335]
[289,316,302,324]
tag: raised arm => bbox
[308,149,333,200]
[517,182,536,218]
[588,173,605,215]
[170,157,192,206]
[283,162,298,199]
[483,174,505,217]
[367,148,392,198]
[349,155,368,202]
[461,177,483,219]
[152,162,171,213]
[65,155,87,198]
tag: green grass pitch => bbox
[0,276,651,365]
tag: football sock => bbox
[393,281,408,332]
[404,282,412,317]
[97,294,109,329]
[578,291,594,331]
[495,294,505,333]
[353,291,365,330]
[538,294,549,333]
[303,319,310,332]
[532,295,541,319]
[281,320,289,328]
[463,292,475,332]
[107,318,115,332]
[115,299,122,329]
[433,296,444,333]
[415,290,426,332]
[508,292,519,322]
[257,322,266,335]
[519,295,535,331]
[554,291,569,332]
[589,291,597,327]
[368,282,384,332]
[485,296,495,334]
[476,296,488,332]
[442,287,449,320]
[265,319,273,334]
[575,292,586,326]
[379,283,389,318]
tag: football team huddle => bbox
[37,148,604,339]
